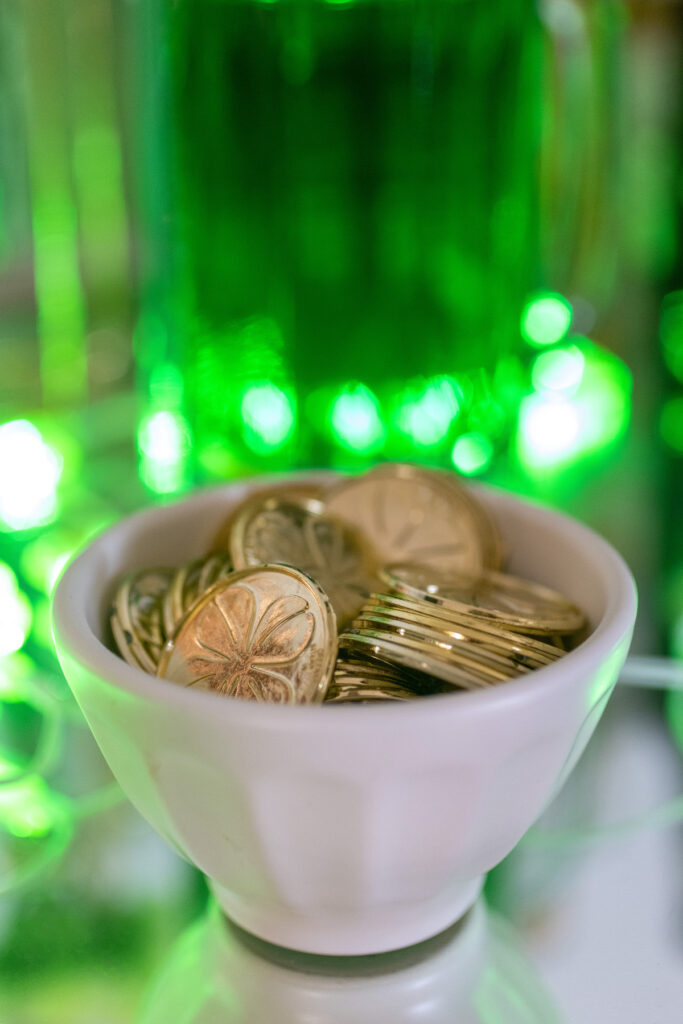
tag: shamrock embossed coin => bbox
[230,494,378,629]
[157,565,337,703]
[325,462,492,575]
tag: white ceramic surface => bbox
[139,899,564,1024]
[52,474,637,955]
[139,901,486,1024]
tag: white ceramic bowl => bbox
[52,474,637,955]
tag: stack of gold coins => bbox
[338,564,580,692]
[109,463,587,704]
[326,657,418,703]
[110,555,234,674]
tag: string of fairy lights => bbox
[135,292,633,491]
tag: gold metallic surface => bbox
[161,563,191,642]
[331,652,426,696]
[210,482,324,554]
[109,463,587,701]
[324,679,417,703]
[339,628,503,689]
[352,611,547,677]
[334,656,415,685]
[157,565,338,704]
[110,610,153,672]
[434,469,506,569]
[383,563,585,636]
[361,595,562,666]
[347,622,512,681]
[325,463,492,575]
[161,554,234,645]
[230,494,378,629]
[110,570,172,673]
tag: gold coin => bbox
[161,554,234,643]
[334,652,446,695]
[349,613,523,681]
[335,656,411,683]
[128,568,173,627]
[341,661,413,683]
[361,595,562,666]
[352,610,545,677]
[210,482,324,554]
[383,563,586,636]
[110,608,153,672]
[161,562,193,642]
[157,565,338,704]
[333,654,428,693]
[377,592,564,657]
[111,569,173,673]
[344,622,507,681]
[324,462,493,575]
[230,494,378,629]
[339,628,502,690]
[197,553,235,597]
[434,469,506,570]
[340,630,497,690]
[325,679,417,703]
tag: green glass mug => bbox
[132,0,620,477]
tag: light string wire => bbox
[0,673,124,896]
[618,654,683,691]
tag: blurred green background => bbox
[0,0,682,1019]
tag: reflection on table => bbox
[139,898,563,1024]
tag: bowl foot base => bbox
[209,876,484,956]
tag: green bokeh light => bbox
[520,292,573,348]
[660,396,683,453]
[531,344,585,394]
[666,613,683,754]
[451,433,493,475]
[31,188,87,405]
[671,611,683,660]
[20,534,73,596]
[0,775,56,838]
[241,383,296,453]
[31,598,54,654]
[0,420,63,531]
[660,291,683,383]
[137,410,191,495]
[148,362,185,410]
[0,653,36,701]
[395,376,460,448]
[0,752,23,784]
[0,563,32,657]
[665,690,683,756]
[329,384,385,453]
[518,342,631,471]
[467,396,507,440]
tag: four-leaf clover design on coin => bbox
[325,470,487,574]
[183,583,315,703]
[236,500,378,628]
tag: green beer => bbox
[138,0,544,476]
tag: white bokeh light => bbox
[0,420,63,530]
[517,394,581,468]
[0,563,32,656]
